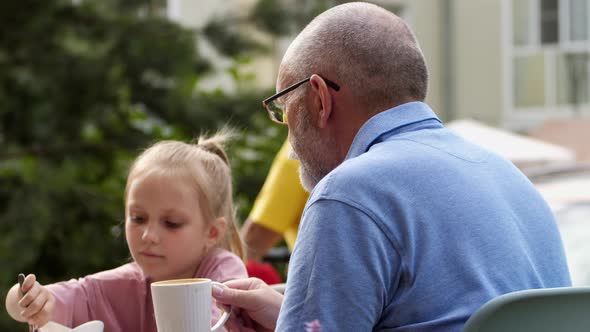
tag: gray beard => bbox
[288,103,337,192]
[288,148,318,192]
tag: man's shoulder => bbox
[310,143,412,200]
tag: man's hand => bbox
[213,278,283,332]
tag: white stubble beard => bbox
[288,105,336,192]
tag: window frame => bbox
[503,0,590,129]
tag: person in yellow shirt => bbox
[241,139,308,262]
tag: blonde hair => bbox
[124,129,244,261]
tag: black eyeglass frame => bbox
[262,76,340,124]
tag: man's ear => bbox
[207,217,227,249]
[309,74,333,128]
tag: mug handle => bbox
[211,281,231,332]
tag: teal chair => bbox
[462,286,590,332]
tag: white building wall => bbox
[167,0,238,29]
[452,0,504,125]
[408,0,445,120]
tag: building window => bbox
[514,54,546,107]
[507,0,590,120]
[541,0,559,44]
[570,0,589,41]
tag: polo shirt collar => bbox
[346,101,442,160]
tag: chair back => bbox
[462,286,590,332]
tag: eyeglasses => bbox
[262,76,340,124]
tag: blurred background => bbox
[1,0,589,329]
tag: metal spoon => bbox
[18,273,36,332]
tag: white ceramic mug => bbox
[151,278,230,332]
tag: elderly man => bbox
[214,2,571,331]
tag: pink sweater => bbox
[46,248,246,332]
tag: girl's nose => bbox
[141,224,159,243]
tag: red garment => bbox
[246,260,282,285]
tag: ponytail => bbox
[196,128,245,261]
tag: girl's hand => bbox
[17,274,55,327]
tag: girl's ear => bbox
[207,217,227,249]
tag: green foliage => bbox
[251,0,349,36]
[202,19,268,58]
[251,0,294,36]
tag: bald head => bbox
[280,2,428,113]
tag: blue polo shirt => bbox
[277,102,571,331]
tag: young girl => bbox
[5,131,247,331]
